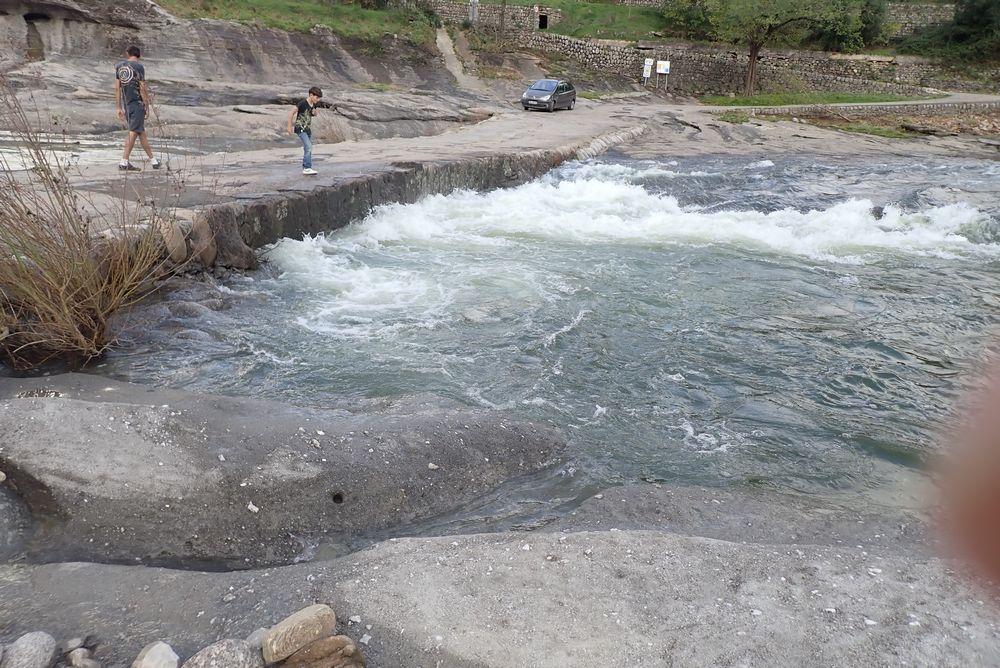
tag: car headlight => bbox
[521,93,527,98]
[541,95,551,101]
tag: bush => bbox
[899,0,999,62]
[0,83,170,370]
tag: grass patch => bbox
[156,0,436,45]
[701,92,936,106]
[578,90,607,99]
[717,110,750,123]
[833,122,917,138]
[358,82,395,92]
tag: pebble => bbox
[67,648,92,667]
[181,639,262,668]
[0,470,6,483]
[218,454,226,462]
[131,640,179,668]
[348,616,362,625]
[864,618,878,626]
[2,631,57,668]
[247,502,259,514]
[359,634,371,646]
[427,463,439,470]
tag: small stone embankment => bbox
[742,99,1000,119]
[1,603,365,668]
[163,122,649,269]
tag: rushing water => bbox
[99,153,1000,533]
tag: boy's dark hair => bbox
[126,45,141,58]
[308,86,323,98]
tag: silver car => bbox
[522,79,577,112]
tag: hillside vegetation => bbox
[156,0,437,44]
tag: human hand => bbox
[117,109,125,121]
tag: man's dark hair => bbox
[308,86,323,98]
[126,45,141,58]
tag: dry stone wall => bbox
[887,2,955,38]
[423,0,561,31]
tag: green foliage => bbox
[717,110,750,122]
[898,0,999,62]
[701,91,932,105]
[809,0,889,51]
[836,122,915,138]
[661,0,715,40]
[156,0,437,45]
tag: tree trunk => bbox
[498,0,508,48]
[744,42,760,97]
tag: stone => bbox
[73,660,101,668]
[58,640,84,655]
[188,217,218,268]
[243,630,268,651]
[159,219,189,264]
[261,605,337,664]
[1,631,57,668]
[180,640,262,668]
[0,470,6,483]
[131,641,179,668]
[65,648,91,667]
[281,636,363,668]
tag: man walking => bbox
[287,87,323,175]
[115,45,160,171]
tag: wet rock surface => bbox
[0,374,563,568]
[0,632,56,668]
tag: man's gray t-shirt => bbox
[115,60,145,106]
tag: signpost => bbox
[642,57,654,85]
[655,60,670,89]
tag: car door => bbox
[566,82,576,105]
[555,82,568,107]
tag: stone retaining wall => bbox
[745,100,1000,118]
[512,32,997,95]
[887,2,955,38]
[423,0,562,31]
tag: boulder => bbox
[0,632,57,668]
[281,636,363,668]
[180,640,262,668]
[132,641,179,668]
[262,605,336,664]
[243,631,268,652]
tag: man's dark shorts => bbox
[125,101,145,134]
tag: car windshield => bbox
[530,80,557,92]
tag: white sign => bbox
[644,57,654,67]
[642,64,652,78]
[656,60,670,75]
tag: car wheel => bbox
[547,101,555,112]
[568,98,575,110]
[523,105,530,111]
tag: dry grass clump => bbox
[0,82,169,370]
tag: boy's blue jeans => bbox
[298,131,313,169]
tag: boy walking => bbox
[287,87,323,175]
[115,45,160,171]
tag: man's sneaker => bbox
[151,158,162,170]
[302,168,318,175]
[118,161,140,171]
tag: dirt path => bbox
[436,27,490,94]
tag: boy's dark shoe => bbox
[118,161,141,171]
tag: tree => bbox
[706,0,861,95]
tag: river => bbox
[96,152,1000,540]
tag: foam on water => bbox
[272,170,999,271]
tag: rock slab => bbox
[132,641,179,668]
[0,632,57,668]
[262,605,336,664]
[180,640,262,668]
